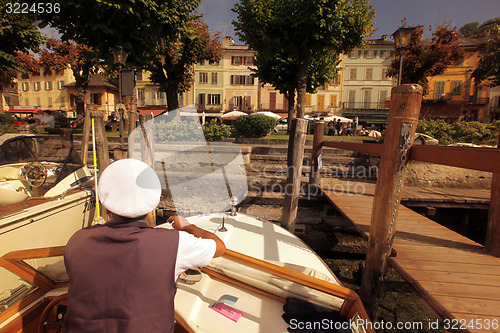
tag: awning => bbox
[7,109,38,113]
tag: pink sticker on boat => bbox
[211,302,243,322]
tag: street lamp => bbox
[112,46,129,146]
[392,26,419,85]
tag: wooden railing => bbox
[310,84,500,316]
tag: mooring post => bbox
[90,110,111,175]
[80,107,91,165]
[281,118,308,232]
[486,133,500,257]
[138,113,154,166]
[310,120,324,187]
[360,84,422,317]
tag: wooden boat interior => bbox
[0,246,374,333]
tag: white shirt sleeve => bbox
[175,231,216,279]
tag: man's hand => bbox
[167,215,191,230]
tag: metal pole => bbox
[118,64,124,147]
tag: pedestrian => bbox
[346,122,352,136]
[63,158,226,332]
[335,119,342,136]
[327,120,335,136]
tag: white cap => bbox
[97,159,161,218]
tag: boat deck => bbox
[321,180,500,333]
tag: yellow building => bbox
[422,34,492,121]
[220,37,259,112]
[17,68,73,114]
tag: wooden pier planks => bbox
[321,182,500,333]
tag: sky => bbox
[197,0,500,42]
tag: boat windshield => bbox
[0,134,84,185]
[128,106,248,216]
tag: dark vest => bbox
[63,220,179,333]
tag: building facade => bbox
[422,34,492,122]
[342,36,395,126]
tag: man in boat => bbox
[63,158,226,332]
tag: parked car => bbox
[274,117,288,132]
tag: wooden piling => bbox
[90,110,111,174]
[486,133,500,257]
[360,84,423,317]
[281,118,308,232]
[80,109,91,165]
[310,121,324,187]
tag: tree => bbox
[386,25,464,94]
[252,50,340,130]
[233,0,374,119]
[0,0,42,112]
[459,22,480,37]
[39,39,102,115]
[472,35,500,87]
[148,16,221,111]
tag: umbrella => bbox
[323,115,352,123]
[221,111,248,120]
[254,111,282,120]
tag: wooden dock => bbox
[321,180,500,333]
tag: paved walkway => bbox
[321,179,500,333]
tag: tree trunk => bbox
[165,85,179,112]
[286,89,295,132]
[296,48,307,119]
[0,87,5,114]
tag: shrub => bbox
[202,120,231,141]
[417,119,500,146]
[0,113,16,125]
[234,114,276,138]
[153,120,204,142]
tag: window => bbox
[317,95,324,106]
[244,57,254,65]
[208,94,221,105]
[379,50,387,58]
[232,96,242,109]
[58,81,65,90]
[60,96,65,106]
[435,82,445,99]
[231,75,254,85]
[90,93,101,105]
[136,71,143,81]
[365,68,373,81]
[137,88,145,101]
[25,98,29,106]
[35,98,41,107]
[363,89,372,108]
[348,90,356,108]
[330,95,338,107]
[199,72,208,84]
[211,72,218,84]
[305,94,311,106]
[45,81,53,91]
[365,50,374,58]
[452,81,462,95]
[348,52,358,58]
[231,56,242,65]
[22,82,29,91]
[381,68,388,80]
[34,82,41,91]
[350,68,357,81]
[48,97,52,107]
[331,75,338,85]
[379,90,388,107]
[199,93,205,105]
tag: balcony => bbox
[469,96,490,105]
[342,101,389,112]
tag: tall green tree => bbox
[148,15,221,111]
[233,0,374,118]
[32,0,200,113]
[459,22,480,37]
[0,0,43,112]
[472,35,500,87]
[386,25,464,94]
[39,39,102,115]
